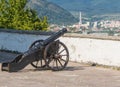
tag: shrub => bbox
[0,0,49,31]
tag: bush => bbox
[0,0,49,31]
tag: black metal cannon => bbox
[1,28,69,72]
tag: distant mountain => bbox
[47,0,120,15]
[26,0,78,25]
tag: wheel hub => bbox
[54,54,61,59]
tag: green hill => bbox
[47,0,120,15]
[26,0,78,25]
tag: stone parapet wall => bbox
[0,29,120,67]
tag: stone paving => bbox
[0,52,120,87]
[0,62,120,87]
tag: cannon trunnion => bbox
[1,28,69,72]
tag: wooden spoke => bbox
[57,59,63,67]
[59,58,66,62]
[40,60,42,66]
[55,59,58,68]
[29,40,46,69]
[44,41,69,71]
[58,49,65,54]
[36,61,39,66]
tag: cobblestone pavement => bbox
[0,52,120,87]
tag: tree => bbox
[0,0,49,31]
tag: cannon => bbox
[1,28,69,72]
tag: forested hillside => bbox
[47,0,120,15]
[26,0,78,25]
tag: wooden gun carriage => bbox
[1,28,69,72]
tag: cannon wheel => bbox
[44,41,69,71]
[29,40,46,69]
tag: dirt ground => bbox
[0,62,120,87]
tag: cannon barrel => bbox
[43,28,67,46]
[22,28,67,58]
